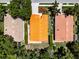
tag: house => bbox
[55,14,73,42]
[1,0,76,43]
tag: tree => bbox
[8,0,32,44]
[0,35,29,59]
[66,41,79,59]
[48,0,60,48]
[0,4,6,22]
[14,44,28,59]
[53,46,74,59]
[8,0,31,20]
[0,35,17,59]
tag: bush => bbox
[66,41,79,59]
[0,35,75,59]
[0,35,17,59]
[0,35,27,59]
[19,46,74,59]
[53,46,74,59]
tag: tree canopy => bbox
[66,41,79,59]
[63,3,79,16]
[0,35,17,59]
[8,0,32,20]
[0,4,6,21]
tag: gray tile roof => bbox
[32,0,79,3]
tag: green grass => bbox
[0,21,4,34]
[55,42,66,48]
[24,21,28,44]
[26,43,49,50]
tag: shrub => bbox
[0,35,17,59]
[66,41,79,59]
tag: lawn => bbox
[55,42,66,48]
[0,21,4,34]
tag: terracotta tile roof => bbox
[55,14,73,42]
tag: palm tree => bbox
[48,0,60,48]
